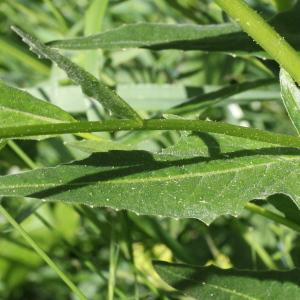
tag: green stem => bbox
[121,212,139,300]
[0,205,88,300]
[7,140,37,169]
[215,0,300,85]
[243,227,277,269]
[245,202,300,233]
[150,218,195,264]
[1,119,300,147]
[108,223,118,300]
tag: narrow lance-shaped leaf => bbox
[0,133,299,224]
[167,78,275,115]
[280,69,300,135]
[48,23,249,51]
[11,26,142,123]
[47,2,300,52]
[154,261,300,299]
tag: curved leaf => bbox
[154,261,300,299]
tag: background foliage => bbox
[0,0,300,299]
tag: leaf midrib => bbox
[0,105,73,124]
[1,155,298,191]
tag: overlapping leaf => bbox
[154,261,300,299]
[0,133,299,224]
[11,26,142,123]
[48,2,300,53]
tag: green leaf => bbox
[0,133,299,224]
[117,80,277,113]
[268,194,300,226]
[48,22,246,51]
[280,69,300,135]
[47,2,300,53]
[0,80,74,133]
[83,0,108,75]
[66,139,132,153]
[11,26,142,123]
[154,261,300,299]
[168,78,275,115]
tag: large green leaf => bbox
[0,80,74,128]
[0,133,299,224]
[47,2,300,52]
[280,69,300,135]
[154,261,300,299]
[11,26,142,123]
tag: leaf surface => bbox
[154,261,300,299]
[66,139,132,153]
[11,26,142,123]
[280,69,300,135]
[0,81,74,128]
[0,134,299,223]
[47,2,300,53]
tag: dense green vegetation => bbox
[1,0,300,299]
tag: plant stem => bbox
[215,0,300,85]
[121,212,139,300]
[242,226,277,269]
[108,223,118,300]
[1,119,300,147]
[0,205,88,300]
[7,140,37,169]
[245,202,300,233]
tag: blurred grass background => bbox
[0,0,300,299]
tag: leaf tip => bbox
[10,25,24,38]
